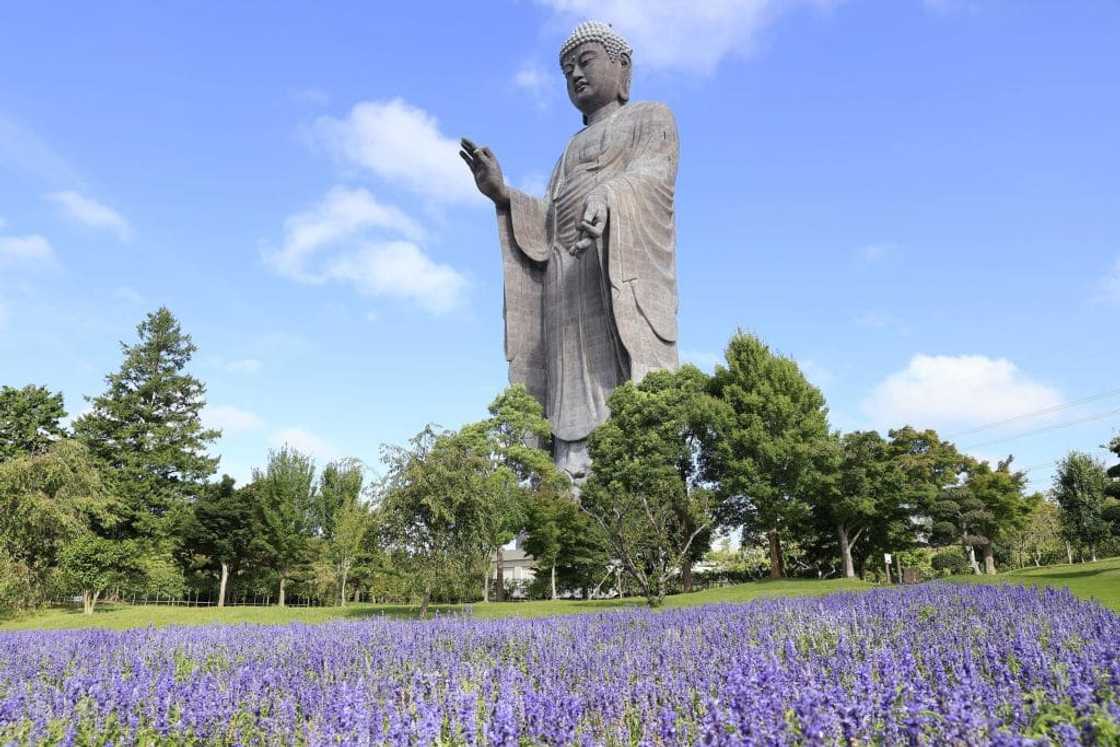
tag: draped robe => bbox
[496,101,679,468]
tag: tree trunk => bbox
[1090,546,1097,563]
[495,546,505,602]
[1033,550,1041,567]
[339,563,349,608]
[1066,541,1073,565]
[767,528,784,579]
[218,562,229,608]
[278,576,287,608]
[966,543,981,574]
[982,543,996,575]
[82,591,92,615]
[483,562,490,602]
[838,525,855,578]
[681,558,694,593]
[419,584,431,618]
[550,564,557,600]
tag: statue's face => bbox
[562,41,628,116]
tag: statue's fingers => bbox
[459,150,477,169]
[481,146,495,160]
[461,137,480,153]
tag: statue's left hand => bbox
[571,194,607,256]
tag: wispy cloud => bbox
[536,0,843,75]
[266,186,423,282]
[225,358,263,374]
[266,186,467,314]
[854,243,892,262]
[862,354,1063,432]
[514,63,553,109]
[0,234,57,266]
[46,191,132,240]
[1097,256,1120,305]
[270,427,338,464]
[0,114,81,186]
[113,286,144,305]
[205,405,266,434]
[311,99,481,204]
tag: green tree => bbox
[470,385,562,602]
[377,425,496,616]
[583,366,717,606]
[703,333,830,578]
[963,458,1032,574]
[187,475,254,607]
[1052,451,1111,562]
[0,440,119,608]
[73,308,219,542]
[250,446,316,606]
[327,497,374,606]
[58,534,140,614]
[813,430,907,578]
[314,459,365,539]
[0,385,68,461]
[1007,495,1064,568]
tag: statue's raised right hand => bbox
[460,138,510,208]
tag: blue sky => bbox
[1,0,1117,492]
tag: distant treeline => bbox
[1,309,1117,611]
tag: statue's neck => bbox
[584,100,622,126]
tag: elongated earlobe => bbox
[618,54,632,103]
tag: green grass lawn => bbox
[0,576,870,631]
[4,558,1116,631]
[948,555,1120,611]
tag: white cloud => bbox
[799,358,835,387]
[854,310,908,334]
[0,234,57,265]
[226,358,263,374]
[311,99,481,204]
[205,405,265,434]
[855,244,891,262]
[0,114,81,185]
[113,286,144,304]
[46,191,132,240]
[862,354,1063,431]
[266,186,467,314]
[514,63,554,110]
[1097,256,1120,305]
[270,427,337,463]
[267,185,424,282]
[537,0,841,75]
[324,241,468,314]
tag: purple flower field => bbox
[2,585,1118,745]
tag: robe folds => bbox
[496,101,680,444]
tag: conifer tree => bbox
[74,308,219,541]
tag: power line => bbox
[962,406,1120,451]
[945,386,1120,439]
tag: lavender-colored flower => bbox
[0,584,1116,744]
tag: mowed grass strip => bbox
[2,577,870,631]
[4,558,1116,631]
[949,555,1120,611]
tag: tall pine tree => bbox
[74,308,219,542]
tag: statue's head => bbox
[559,21,632,121]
